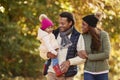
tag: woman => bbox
[80,13,111,80]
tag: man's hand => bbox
[78,50,88,59]
[60,60,70,73]
[47,52,57,58]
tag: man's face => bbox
[58,17,72,32]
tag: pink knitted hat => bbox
[40,17,54,30]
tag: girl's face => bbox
[44,26,53,33]
[81,21,89,34]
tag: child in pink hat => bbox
[37,14,63,77]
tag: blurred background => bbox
[0,0,120,80]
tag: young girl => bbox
[37,14,63,77]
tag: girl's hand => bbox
[47,52,57,58]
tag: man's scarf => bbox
[60,27,73,48]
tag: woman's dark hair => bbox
[59,12,75,26]
[88,27,101,51]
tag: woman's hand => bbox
[77,50,88,59]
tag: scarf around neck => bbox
[60,26,73,48]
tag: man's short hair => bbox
[59,12,75,26]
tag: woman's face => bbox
[82,21,89,33]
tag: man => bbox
[40,12,86,80]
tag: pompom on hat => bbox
[82,14,99,28]
[39,14,54,30]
